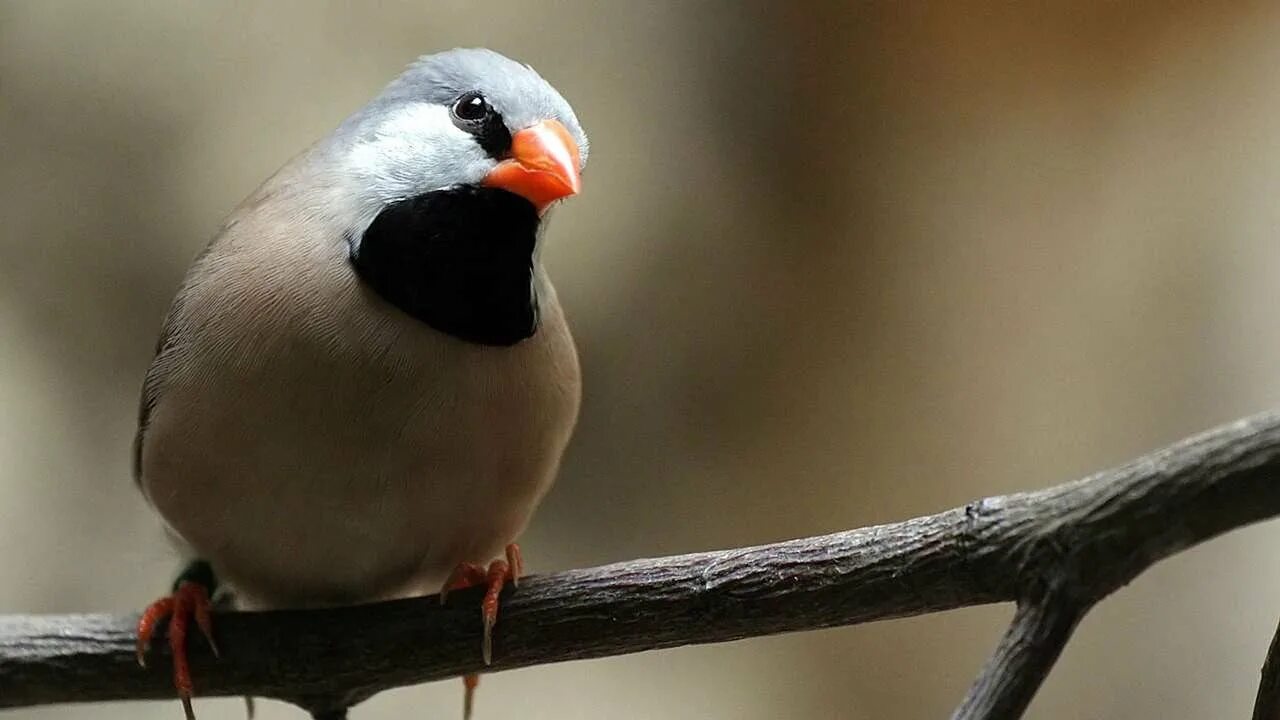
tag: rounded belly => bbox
[139,270,580,609]
[141,358,572,609]
[147,420,559,607]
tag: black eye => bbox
[451,92,491,122]
[448,91,512,159]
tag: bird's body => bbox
[133,46,589,638]
[137,148,580,608]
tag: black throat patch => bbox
[351,186,541,346]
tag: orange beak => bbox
[483,119,582,213]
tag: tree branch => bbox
[951,594,1084,720]
[3,412,1280,717]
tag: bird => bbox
[131,48,588,720]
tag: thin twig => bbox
[1,412,1279,716]
[1253,616,1280,720]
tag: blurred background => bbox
[3,1,1280,718]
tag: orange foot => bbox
[137,561,220,720]
[440,543,523,719]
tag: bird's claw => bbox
[440,543,524,718]
[137,579,218,720]
[440,562,487,606]
[481,612,496,666]
[505,543,523,588]
[479,555,515,665]
[441,543,522,665]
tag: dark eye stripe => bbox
[450,92,512,159]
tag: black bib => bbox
[352,187,541,346]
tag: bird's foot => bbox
[136,560,220,720]
[439,544,523,719]
[439,543,523,665]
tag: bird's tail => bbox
[310,711,348,720]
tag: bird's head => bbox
[342,47,589,221]
[336,49,589,347]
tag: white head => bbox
[329,48,589,238]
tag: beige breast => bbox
[137,168,581,609]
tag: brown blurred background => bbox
[4,1,1280,718]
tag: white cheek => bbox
[346,103,494,209]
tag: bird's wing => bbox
[131,167,296,488]
[132,238,218,487]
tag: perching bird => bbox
[132,48,588,720]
